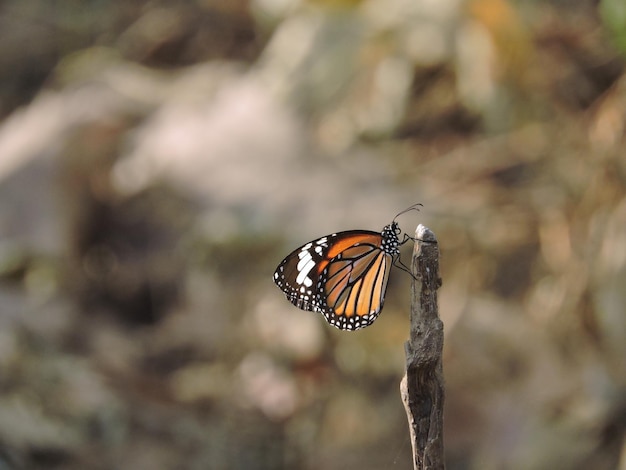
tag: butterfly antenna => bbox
[393,203,423,223]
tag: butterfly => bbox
[272,204,421,331]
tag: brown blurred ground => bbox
[0,0,625,469]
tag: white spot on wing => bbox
[296,259,315,285]
[297,252,313,271]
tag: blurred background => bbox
[0,0,625,468]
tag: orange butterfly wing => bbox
[322,243,391,329]
[273,225,400,330]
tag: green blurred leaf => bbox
[600,0,626,55]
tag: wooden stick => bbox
[400,224,445,470]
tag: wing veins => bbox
[324,248,384,312]
[326,247,381,287]
[366,253,387,314]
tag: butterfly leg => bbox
[392,253,418,281]
[399,233,416,246]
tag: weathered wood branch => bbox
[400,224,445,470]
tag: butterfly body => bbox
[273,222,402,330]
